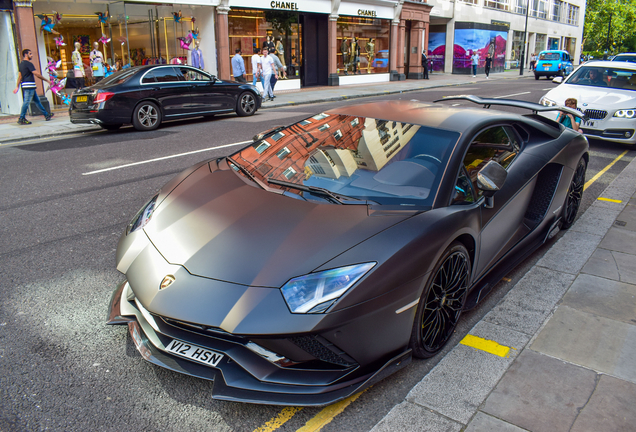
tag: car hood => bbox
[143,162,414,288]
[546,84,636,107]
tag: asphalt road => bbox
[1,78,634,432]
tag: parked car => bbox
[611,53,636,63]
[371,49,389,68]
[534,50,574,80]
[108,97,588,405]
[69,65,261,131]
[540,61,636,144]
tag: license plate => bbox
[583,120,596,127]
[544,66,551,70]
[165,339,224,367]
[75,95,87,102]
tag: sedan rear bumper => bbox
[70,109,131,126]
[106,280,412,406]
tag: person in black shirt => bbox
[421,50,429,79]
[485,54,492,79]
[14,49,53,125]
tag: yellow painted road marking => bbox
[502,277,512,282]
[597,197,623,203]
[583,150,628,191]
[253,407,303,432]
[296,389,368,432]
[460,335,511,358]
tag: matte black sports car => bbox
[69,65,261,131]
[107,97,588,405]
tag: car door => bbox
[179,67,235,113]
[140,66,191,117]
[458,125,534,278]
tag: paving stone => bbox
[600,226,636,256]
[465,412,528,432]
[571,374,636,432]
[482,350,597,432]
[484,267,575,335]
[571,204,622,236]
[613,198,636,232]
[612,250,636,284]
[536,230,603,275]
[530,306,636,383]
[406,323,527,424]
[581,248,620,280]
[561,274,636,325]
[369,401,462,432]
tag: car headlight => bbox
[281,262,376,314]
[127,195,158,235]
[539,97,557,107]
[613,109,636,118]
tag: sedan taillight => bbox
[94,91,115,104]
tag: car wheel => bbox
[562,157,587,229]
[535,74,539,80]
[237,92,257,117]
[133,101,161,131]
[409,241,471,359]
[100,124,122,131]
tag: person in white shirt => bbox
[261,48,278,101]
[251,47,264,95]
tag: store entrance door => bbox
[404,21,412,78]
[301,14,328,87]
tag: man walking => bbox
[232,49,246,83]
[261,48,278,101]
[14,48,53,125]
[251,47,264,94]
[421,50,429,79]
[485,54,492,79]
[470,51,480,77]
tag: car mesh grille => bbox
[289,335,358,367]
[525,164,563,223]
[584,109,607,120]
[162,317,248,343]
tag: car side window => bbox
[153,67,182,83]
[141,70,157,84]
[452,167,476,205]
[460,126,520,200]
[181,69,211,82]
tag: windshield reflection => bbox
[229,113,459,205]
[566,66,636,90]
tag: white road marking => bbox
[493,91,532,99]
[543,88,555,90]
[82,140,251,175]
[451,103,462,106]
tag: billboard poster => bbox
[427,32,446,72]
[453,28,507,74]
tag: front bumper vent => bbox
[583,109,608,120]
[289,335,358,367]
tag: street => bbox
[1,77,634,432]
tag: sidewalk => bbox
[0,70,531,145]
[371,156,636,431]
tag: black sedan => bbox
[107,97,588,405]
[69,65,261,131]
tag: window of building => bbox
[300,119,312,126]
[567,5,579,25]
[514,0,527,14]
[552,0,563,21]
[283,167,297,179]
[531,0,548,19]
[228,9,302,81]
[313,113,329,120]
[459,0,479,4]
[276,147,291,159]
[511,31,524,65]
[336,16,391,76]
[333,130,343,141]
[272,132,286,141]
[485,0,510,11]
[318,124,330,132]
[350,118,360,127]
[254,142,271,154]
[535,34,547,53]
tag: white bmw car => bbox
[540,61,636,144]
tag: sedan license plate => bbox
[583,120,596,128]
[75,95,87,102]
[165,339,224,367]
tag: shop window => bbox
[485,0,510,11]
[336,16,390,76]
[228,9,301,81]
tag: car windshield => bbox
[228,114,459,206]
[94,68,138,87]
[539,52,560,60]
[613,55,636,63]
[565,65,636,90]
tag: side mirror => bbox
[253,125,285,142]
[477,161,507,208]
[552,76,563,84]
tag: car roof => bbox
[540,50,568,54]
[324,100,517,133]
[580,60,636,70]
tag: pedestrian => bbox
[269,50,286,93]
[13,48,53,125]
[470,51,480,77]
[530,53,537,71]
[421,50,429,79]
[251,47,264,95]
[232,48,246,83]
[485,54,492,79]
[261,48,278,101]
[556,98,581,132]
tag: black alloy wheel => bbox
[562,157,587,229]
[410,241,471,359]
[237,92,257,116]
[133,101,161,131]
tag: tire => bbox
[236,92,257,117]
[561,157,587,229]
[535,74,539,80]
[409,241,471,359]
[132,101,161,131]
[100,124,122,131]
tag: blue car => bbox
[534,50,574,80]
[372,50,389,68]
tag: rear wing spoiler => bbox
[433,95,588,121]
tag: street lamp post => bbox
[520,0,530,75]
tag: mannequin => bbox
[191,40,204,69]
[90,41,105,83]
[340,37,350,75]
[275,36,286,79]
[263,35,275,53]
[351,38,361,74]
[366,38,375,73]
[72,42,85,88]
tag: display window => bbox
[228,9,302,81]
[336,16,390,75]
[452,27,507,74]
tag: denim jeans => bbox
[472,65,477,76]
[252,73,265,93]
[20,88,49,119]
